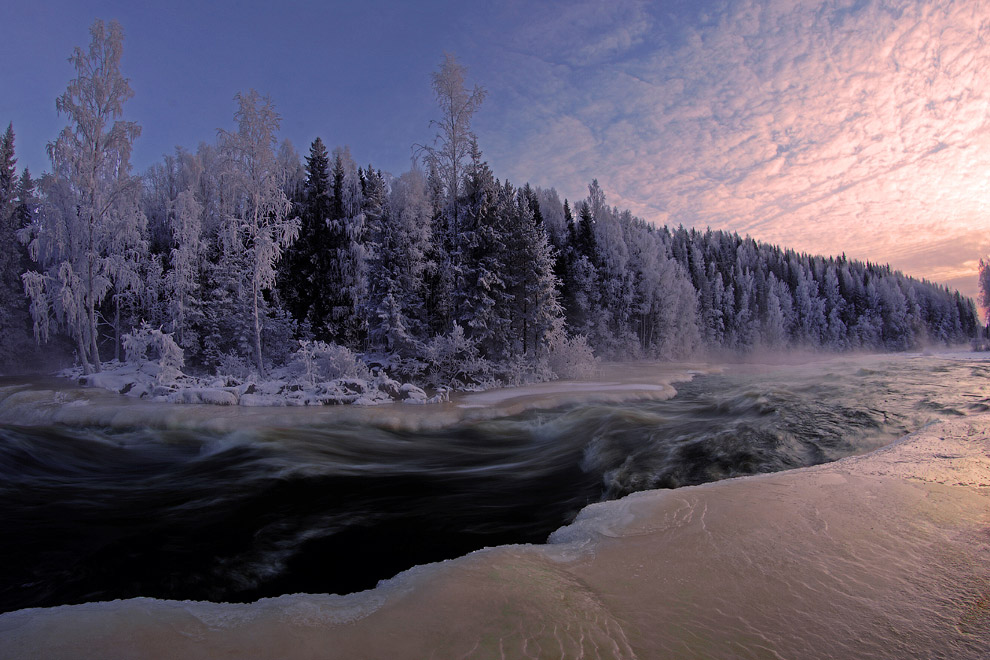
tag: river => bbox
[1,351,988,658]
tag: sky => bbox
[3,0,988,306]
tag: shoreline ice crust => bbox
[1,414,988,659]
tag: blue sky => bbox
[3,0,988,303]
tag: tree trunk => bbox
[114,293,121,362]
[253,278,265,379]
[86,211,101,372]
[77,333,92,375]
[522,297,528,356]
[251,200,266,379]
[89,302,102,372]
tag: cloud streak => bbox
[479,0,990,302]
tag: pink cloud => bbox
[483,0,990,302]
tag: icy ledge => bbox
[1,414,988,659]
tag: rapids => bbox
[1,352,988,618]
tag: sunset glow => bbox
[477,0,990,303]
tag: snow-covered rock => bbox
[167,388,238,406]
[399,383,428,404]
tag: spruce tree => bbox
[368,168,433,353]
[508,192,563,358]
[459,154,512,362]
[0,124,16,208]
[323,148,367,347]
[0,124,32,368]
[282,136,331,336]
[979,259,990,327]
[576,201,597,264]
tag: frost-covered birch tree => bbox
[22,19,144,374]
[420,53,487,238]
[165,189,203,351]
[218,90,299,377]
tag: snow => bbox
[51,350,707,413]
[56,360,440,409]
[400,383,428,401]
[70,366,668,410]
[167,388,238,406]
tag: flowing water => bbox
[1,353,988,617]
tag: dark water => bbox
[1,355,988,613]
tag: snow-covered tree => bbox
[0,126,19,293]
[165,189,203,351]
[0,124,36,368]
[278,139,305,202]
[821,264,847,349]
[979,258,990,326]
[419,52,486,238]
[368,167,432,352]
[0,125,16,212]
[22,19,145,374]
[626,222,699,358]
[793,262,826,345]
[323,147,368,347]
[507,190,564,358]
[456,144,512,360]
[760,272,789,348]
[281,136,331,337]
[217,90,299,376]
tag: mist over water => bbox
[1,354,987,614]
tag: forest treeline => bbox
[0,21,981,385]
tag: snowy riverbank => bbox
[0,360,707,431]
[1,410,987,658]
[57,347,990,410]
[2,349,986,431]
[59,358,445,408]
